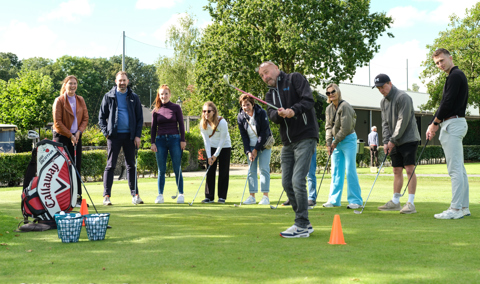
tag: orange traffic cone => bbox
[80,199,89,226]
[328,214,346,245]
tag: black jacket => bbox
[237,104,272,154]
[265,71,319,145]
[98,86,143,140]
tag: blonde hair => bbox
[153,84,171,111]
[200,101,219,130]
[60,75,78,96]
[326,83,342,104]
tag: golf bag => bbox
[21,140,78,227]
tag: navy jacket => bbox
[265,71,319,145]
[98,86,143,140]
[237,104,272,154]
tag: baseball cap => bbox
[372,74,391,89]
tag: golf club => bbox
[400,139,429,197]
[134,147,139,205]
[189,165,211,206]
[354,150,389,214]
[223,75,278,110]
[234,161,252,207]
[313,152,332,205]
[270,189,285,209]
[171,151,183,199]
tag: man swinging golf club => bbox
[258,61,318,238]
[374,73,421,214]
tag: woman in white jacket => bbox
[200,101,232,204]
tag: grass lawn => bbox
[1,163,479,283]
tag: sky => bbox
[1,0,478,92]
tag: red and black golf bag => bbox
[20,140,78,229]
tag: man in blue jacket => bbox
[258,61,319,238]
[99,71,144,206]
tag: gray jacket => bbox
[380,85,420,146]
[325,100,356,146]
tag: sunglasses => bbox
[203,110,213,113]
[326,90,336,96]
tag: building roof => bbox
[314,82,479,117]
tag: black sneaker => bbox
[308,200,316,207]
[201,198,214,204]
[282,199,291,206]
[217,198,226,204]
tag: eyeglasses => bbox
[326,90,336,96]
[203,110,213,113]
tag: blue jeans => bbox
[327,133,363,206]
[307,147,317,201]
[281,138,316,228]
[247,147,271,193]
[155,134,183,194]
[439,118,469,209]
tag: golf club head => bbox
[233,204,240,207]
[270,205,277,209]
[354,210,363,214]
[223,74,230,86]
[171,196,177,199]
[189,203,193,206]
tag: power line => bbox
[125,36,173,51]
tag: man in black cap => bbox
[374,74,421,214]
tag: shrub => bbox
[14,128,53,153]
[81,150,107,181]
[0,152,31,186]
[81,125,107,146]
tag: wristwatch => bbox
[433,121,439,126]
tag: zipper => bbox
[272,77,292,143]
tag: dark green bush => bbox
[81,125,107,146]
[0,152,31,186]
[464,120,480,145]
[81,150,107,181]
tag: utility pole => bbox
[122,31,125,71]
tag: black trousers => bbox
[53,131,82,196]
[205,147,231,200]
[103,133,138,197]
[370,145,378,167]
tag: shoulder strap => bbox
[245,116,257,137]
[332,100,344,126]
[209,117,223,138]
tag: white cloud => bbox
[349,40,428,92]
[388,6,426,28]
[39,0,93,22]
[135,0,183,9]
[153,13,188,44]
[387,1,478,27]
[0,20,65,59]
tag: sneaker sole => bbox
[378,208,401,211]
[400,210,417,214]
[279,233,310,238]
[434,215,464,219]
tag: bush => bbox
[14,128,53,153]
[465,120,480,145]
[81,125,107,146]
[137,149,190,177]
[0,152,31,186]
[81,150,107,181]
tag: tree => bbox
[420,3,480,111]
[155,13,200,116]
[409,83,420,92]
[0,52,22,81]
[0,70,55,130]
[194,0,393,124]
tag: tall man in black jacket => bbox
[258,61,319,238]
[99,71,144,206]
[426,48,470,219]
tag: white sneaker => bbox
[434,208,464,219]
[280,225,309,238]
[243,196,256,205]
[177,194,184,204]
[258,196,270,205]
[155,194,164,204]
[103,196,112,206]
[132,195,144,205]
[347,204,362,209]
[463,208,471,216]
[308,223,314,234]
[323,202,337,208]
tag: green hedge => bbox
[137,149,190,177]
[81,150,107,181]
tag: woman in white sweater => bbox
[200,101,232,204]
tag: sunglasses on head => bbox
[326,90,336,96]
[203,110,213,113]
